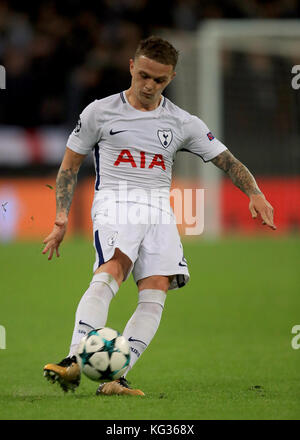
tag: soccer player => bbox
[42,36,276,396]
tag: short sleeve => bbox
[182,115,227,162]
[67,100,100,155]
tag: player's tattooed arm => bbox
[56,167,78,217]
[211,150,261,197]
[55,148,86,220]
[42,148,86,260]
[211,149,276,230]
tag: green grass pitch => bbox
[0,237,299,420]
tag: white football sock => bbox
[68,272,119,357]
[122,289,167,377]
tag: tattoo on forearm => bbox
[211,150,262,196]
[56,167,78,215]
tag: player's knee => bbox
[137,275,170,293]
[95,248,132,284]
[95,260,124,285]
[112,248,132,279]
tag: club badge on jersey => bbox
[157,130,173,149]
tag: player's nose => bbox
[144,79,154,90]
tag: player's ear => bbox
[167,70,176,86]
[129,58,135,76]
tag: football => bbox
[75,327,130,381]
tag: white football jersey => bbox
[67,91,227,214]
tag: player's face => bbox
[129,55,176,108]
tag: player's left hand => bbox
[249,193,276,230]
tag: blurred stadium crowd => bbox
[0,0,300,128]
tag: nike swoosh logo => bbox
[179,262,187,267]
[110,129,128,135]
[128,336,147,347]
[79,320,95,330]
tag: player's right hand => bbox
[42,220,67,260]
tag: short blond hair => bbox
[134,36,179,69]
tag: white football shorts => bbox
[92,202,190,290]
